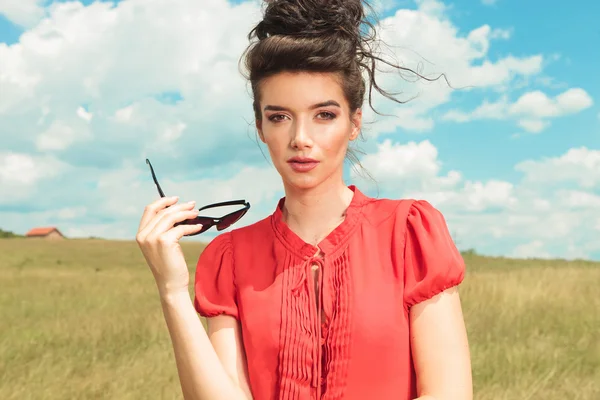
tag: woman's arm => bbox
[136,197,252,400]
[160,291,253,400]
[409,286,472,400]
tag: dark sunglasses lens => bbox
[217,208,248,231]
[176,216,214,234]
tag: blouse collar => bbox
[270,185,369,259]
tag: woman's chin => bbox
[284,174,323,191]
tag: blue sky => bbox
[1,0,598,260]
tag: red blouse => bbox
[194,185,465,400]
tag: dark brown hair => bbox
[239,0,446,176]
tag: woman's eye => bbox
[318,112,336,120]
[268,114,287,123]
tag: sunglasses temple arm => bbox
[198,200,249,212]
[156,184,165,198]
[146,159,166,198]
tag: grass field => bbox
[1,238,598,399]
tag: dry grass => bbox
[0,239,598,399]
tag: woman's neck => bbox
[281,179,354,247]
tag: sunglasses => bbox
[146,158,250,236]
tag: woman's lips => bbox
[288,159,319,172]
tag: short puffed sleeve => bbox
[403,200,465,309]
[193,232,238,319]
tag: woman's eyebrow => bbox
[263,100,341,112]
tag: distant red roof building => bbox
[25,227,65,240]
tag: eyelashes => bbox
[267,111,337,123]
[267,114,287,123]
[318,112,336,120]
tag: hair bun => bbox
[255,0,366,40]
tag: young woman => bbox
[136,1,472,399]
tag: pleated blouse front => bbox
[194,186,465,400]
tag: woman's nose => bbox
[290,120,313,149]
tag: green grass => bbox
[0,238,598,399]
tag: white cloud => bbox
[462,180,517,211]
[0,0,262,159]
[447,96,508,122]
[415,0,447,17]
[556,88,594,113]
[441,110,470,123]
[458,54,542,88]
[517,119,549,134]
[0,152,69,203]
[356,139,461,190]
[164,122,186,140]
[516,147,600,188]
[508,88,593,118]
[114,105,134,123]
[36,119,93,150]
[0,0,45,28]
[443,88,593,133]
[404,179,518,213]
[481,0,498,5]
[0,152,66,185]
[558,191,600,209]
[77,106,92,122]
[352,139,518,213]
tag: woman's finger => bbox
[151,209,201,238]
[164,223,205,242]
[138,196,179,232]
[140,200,196,238]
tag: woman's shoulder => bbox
[219,214,274,252]
[230,213,272,236]
[361,195,433,220]
[361,196,449,235]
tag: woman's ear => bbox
[349,108,362,141]
[255,119,265,143]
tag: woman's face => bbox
[256,71,362,191]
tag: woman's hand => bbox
[136,196,204,297]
